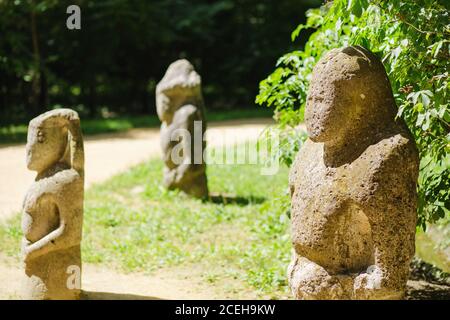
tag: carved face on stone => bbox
[305,46,396,143]
[156,59,202,123]
[156,87,189,123]
[26,117,68,172]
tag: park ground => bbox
[0,114,273,221]
[0,114,448,300]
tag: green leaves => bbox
[408,90,435,130]
[256,0,450,228]
[291,24,307,42]
[428,40,446,59]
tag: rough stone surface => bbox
[288,46,419,300]
[156,59,208,198]
[21,109,84,300]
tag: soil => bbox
[0,254,448,300]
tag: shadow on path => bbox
[206,192,265,206]
[82,290,163,300]
[406,281,450,300]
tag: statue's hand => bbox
[22,223,66,262]
[21,238,31,260]
[354,265,406,299]
[22,242,42,262]
[163,167,177,187]
[354,265,385,299]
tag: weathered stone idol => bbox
[22,109,84,300]
[156,59,208,198]
[288,46,419,300]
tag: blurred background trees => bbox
[0,0,320,124]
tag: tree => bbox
[257,0,449,229]
[0,0,320,123]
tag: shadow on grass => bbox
[206,192,265,206]
[82,290,163,300]
[406,282,450,300]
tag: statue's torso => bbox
[22,168,82,243]
[289,138,404,273]
[160,104,205,168]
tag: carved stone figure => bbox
[156,59,208,198]
[288,46,419,300]
[22,109,84,300]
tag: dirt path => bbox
[0,118,448,300]
[1,252,448,300]
[0,118,276,222]
[0,254,261,300]
[0,118,281,300]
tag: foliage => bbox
[0,0,320,124]
[256,0,450,229]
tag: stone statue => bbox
[22,109,84,300]
[288,46,419,300]
[156,59,208,198]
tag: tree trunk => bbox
[88,82,97,118]
[141,83,149,114]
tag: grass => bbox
[1,142,448,297]
[416,221,450,273]
[0,143,291,298]
[0,108,273,145]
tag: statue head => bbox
[305,46,398,144]
[26,109,84,175]
[156,59,204,123]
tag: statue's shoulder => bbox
[24,169,81,206]
[173,104,202,123]
[50,168,82,188]
[295,139,321,162]
[289,139,322,185]
[369,132,419,178]
[177,104,199,116]
[376,133,417,162]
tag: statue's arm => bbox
[289,140,312,197]
[24,206,82,261]
[355,141,418,298]
[160,123,177,162]
[24,175,83,260]
[23,220,65,260]
[161,105,201,159]
[173,105,204,179]
[173,160,205,185]
[173,104,201,130]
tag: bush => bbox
[256,0,449,229]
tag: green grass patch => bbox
[0,143,291,298]
[0,214,22,257]
[0,108,273,145]
[416,220,450,273]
